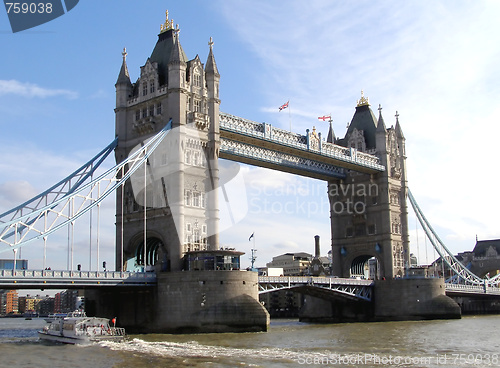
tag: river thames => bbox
[0,315,498,367]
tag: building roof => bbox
[343,104,379,150]
[205,38,219,76]
[473,239,500,257]
[149,29,188,86]
[326,120,335,143]
[116,48,132,86]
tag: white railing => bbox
[0,269,156,283]
[258,276,374,286]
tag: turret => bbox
[205,37,221,156]
[375,104,388,166]
[204,37,221,251]
[115,48,132,140]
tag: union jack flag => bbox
[279,101,289,111]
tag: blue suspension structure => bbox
[0,120,172,257]
[408,189,500,287]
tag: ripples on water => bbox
[1,316,499,367]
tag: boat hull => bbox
[38,331,125,344]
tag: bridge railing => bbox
[258,276,374,286]
[445,283,500,295]
[0,269,156,282]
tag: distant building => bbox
[0,290,18,315]
[37,296,55,316]
[23,294,43,313]
[430,239,500,279]
[57,290,83,312]
[266,252,312,276]
[0,259,28,270]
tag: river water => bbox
[1,316,499,368]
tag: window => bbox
[185,150,191,165]
[193,152,200,166]
[355,224,366,236]
[200,193,206,208]
[202,225,207,233]
[156,103,162,115]
[193,192,200,207]
[194,99,201,112]
[142,108,147,118]
[185,190,192,206]
[149,105,154,117]
[161,153,168,166]
[142,83,147,96]
[186,223,191,232]
[194,73,201,87]
[149,81,155,94]
[346,227,354,237]
[135,110,140,121]
[367,224,376,235]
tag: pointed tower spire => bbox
[376,104,387,133]
[169,25,187,65]
[395,111,405,139]
[116,47,131,85]
[326,117,336,143]
[205,37,219,76]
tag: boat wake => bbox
[101,338,298,362]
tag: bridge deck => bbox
[0,269,156,289]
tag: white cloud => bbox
[0,79,78,99]
[217,0,500,260]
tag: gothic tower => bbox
[114,13,221,272]
[329,92,410,279]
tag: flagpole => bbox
[249,232,257,269]
[288,99,292,132]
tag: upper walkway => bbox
[219,112,385,180]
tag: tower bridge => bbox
[1,10,498,332]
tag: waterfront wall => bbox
[85,270,269,333]
[298,278,461,323]
[373,278,461,320]
[450,295,500,315]
[299,294,373,323]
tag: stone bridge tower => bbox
[102,12,269,333]
[114,13,220,273]
[329,92,410,279]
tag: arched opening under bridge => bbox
[350,255,380,280]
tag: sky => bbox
[1,0,500,272]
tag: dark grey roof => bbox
[473,239,500,257]
[149,30,188,86]
[327,121,335,143]
[340,104,379,149]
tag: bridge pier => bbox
[373,278,461,321]
[85,270,269,333]
[299,295,373,323]
[298,278,461,323]
[449,295,500,315]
